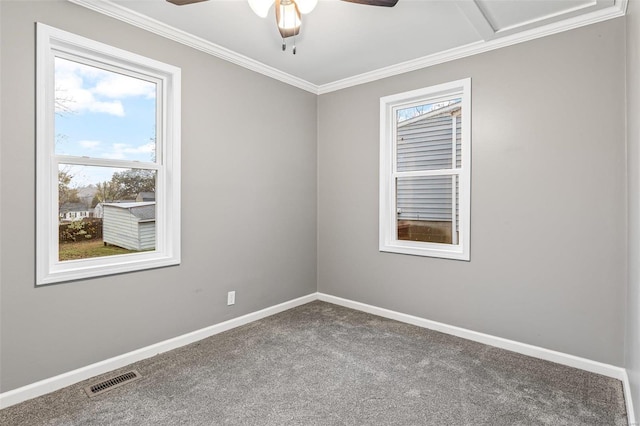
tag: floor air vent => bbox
[84,370,141,398]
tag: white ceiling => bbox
[70,0,627,93]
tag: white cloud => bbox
[92,74,156,99]
[54,57,154,117]
[102,142,156,161]
[55,64,124,116]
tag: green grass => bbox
[59,239,135,261]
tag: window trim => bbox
[379,78,471,261]
[36,23,181,285]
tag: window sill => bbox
[379,241,469,261]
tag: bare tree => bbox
[58,167,79,209]
[94,180,124,204]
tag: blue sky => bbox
[55,57,157,186]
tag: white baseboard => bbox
[318,292,638,423]
[2,291,636,425]
[622,369,638,426]
[0,292,317,409]
[318,293,625,378]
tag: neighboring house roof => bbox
[59,202,90,213]
[103,202,156,221]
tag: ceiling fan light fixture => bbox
[170,0,397,52]
[248,0,275,18]
[276,0,301,38]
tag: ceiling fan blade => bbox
[340,0,398,6]
[166,0,209,5]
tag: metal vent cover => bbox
[84,370,141,398]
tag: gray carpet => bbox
[0,301,628,425]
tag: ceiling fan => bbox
[166,0,398,54]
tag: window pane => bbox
[396,175,459,245]
[54,57,157,162]
[396,98,462,172]
[58,165,156,261]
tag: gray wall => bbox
[0,0,633,400]
[318,19,627,365]
[0,1,317,392]
[627,0,640,421]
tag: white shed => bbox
[102,202,156,251]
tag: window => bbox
[379,78,471,260]
[36,24,181,285]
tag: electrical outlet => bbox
[227,291,235,306]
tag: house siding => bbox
[396,111,461,224]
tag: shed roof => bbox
[103,202,156,221]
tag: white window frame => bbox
[36,23,181,285]
[379,78,471,260]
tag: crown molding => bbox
[68,0,627,96]
[317,0,628,94]
[66,0,319,94]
